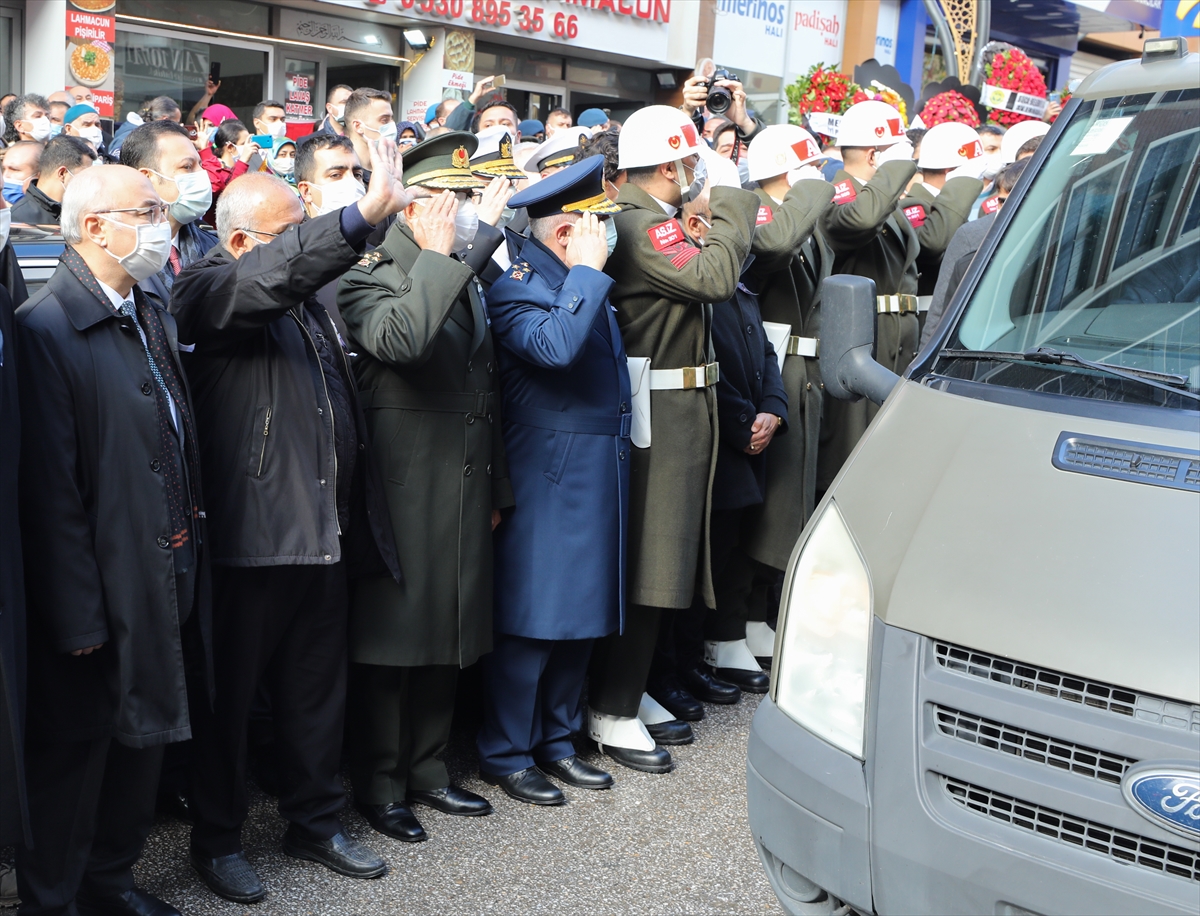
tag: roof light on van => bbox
[1142,37,1187,63]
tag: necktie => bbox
[119,299,171,406]
[169,245,182,276]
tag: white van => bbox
[747,38,1199,915]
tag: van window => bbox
[939,88,1200,407]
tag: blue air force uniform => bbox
[477,159,630,779]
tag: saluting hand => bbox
[359,137,416,225]
[410,191,460,256]
[564,212,609,272]
[476,176,515,227]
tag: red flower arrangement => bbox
[919,90,981,127]
[787,63,861,123]
[985,48,1047,126]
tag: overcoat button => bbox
[806,382,812,390]
[324,554,332,561]
[141,382,152,395]
[746,325,754,335]
[619,450,627,460]
[319,479,326,486]
[486,463,492,475]
[150,459,161,472]
[739,413,748,423]
[466,413,475,424]
[157,536,170,549]
[755,370,761,380]
[620,402,628,412]
[467,361,473,372]
[464,465,473,477]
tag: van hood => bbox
[831,382,1200,704]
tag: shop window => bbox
[115,31,266,126]
[567,61,650,95]
[475,43,564,82]
[117,0,269,34]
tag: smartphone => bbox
[251,134,274,149]
[185,122,199,141]
[209,61,221,84]
[492,75,506,88]
[1048,91,1061,104]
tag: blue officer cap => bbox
[508,156,620,220]
[577,108,608,128]
[518,119,544,137]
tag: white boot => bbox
[745,621,777,659]
[704,638,764,672]
[637,693,676,726]
[588,708,655,751]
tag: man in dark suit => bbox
[478,158,627,806]
[16,164,205,916]
[120,120,219,307]
[170,144,412,903]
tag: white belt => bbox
[787,336,819,358]
[648,363,720,390]
[917,295,932,313]
[876,294,920,314]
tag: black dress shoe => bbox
[681,666,741,704]
[189,849,266,904]
[76,887,181,916]
[357,802,427,843]
[601,744,674,774]
[645,718,694,745]
[648,678,705,722]
[155,788,192,824]
[714,666,770,693]
[482,767,565,805]
[282,827,387,879]
[538,755,614,789]
[408,785,493,816]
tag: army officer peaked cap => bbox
[508,156,620,219]
[470,126,526,180]
[401,131,488,191]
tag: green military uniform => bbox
[335,134,513,805]
[817,158,919,491]
[901,176,985,296]
[588,181,759,720]
[742,180,835,572]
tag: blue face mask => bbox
[604,218,618,256]
[2,181,25,205]
[49,123,63,138]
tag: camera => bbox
[705,69,741,115]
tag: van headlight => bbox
[773,501,872,759]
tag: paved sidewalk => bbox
[133,692,780,915]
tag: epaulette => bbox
[355,249,388,269]
[508,260,534,283]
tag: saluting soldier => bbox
[817,100,920,490]
[587,106,759,774]
[336,133,512,844]
[733,126,837,662]
[477,157,628,806]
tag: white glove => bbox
[787,165,826,185]
[876,141,915,165]
[949,154,1002,182]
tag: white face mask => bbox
[364,121,397,142]
[26,116,52,142]
[266,121,287,139]
[313,177,366,215]
[100,216,173,282]
[273,157,295,175]
[0,208,10,250]
[454,199,479,248]
[151,168,212,225]
[676,156,706,204]
[78,125,104,148]
[332,104,346,122]
[604,218,618,256]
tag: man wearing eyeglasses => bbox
[15,165,204,916]
[169,141,413,904]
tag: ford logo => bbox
[1121,764,1200,841]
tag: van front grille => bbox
[1052,433,1200,492]
[933,705,1136,785]
[934,641,1200,733]
[940,776,1200,883]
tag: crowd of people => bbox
[0,71,1046,915]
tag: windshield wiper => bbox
[939,347,1200,401]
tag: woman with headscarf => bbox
[267,136,298,186]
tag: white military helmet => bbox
[1000,119,1050,163]
[918,121,984,170]
[836,100,907,148]
[617,105,703,170]
[747,124,822,181]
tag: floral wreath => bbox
[786,63,860,133]
[918,89,981,128]
[984,46,1047,127]
[851,81,908,128]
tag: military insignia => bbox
[959,140,983,160]
[981,196,1001,214]
[667,135,681,150]
[508,260,532,282]
[832,180,857,204]
[903,204,926,228]
[756,206,774,226]
[874,125,885,139]
[499,134,513,159]
[791,138,819,161]
[662,241,699,270]
[647,219,685,251]
[681,122,698,146]
[356,249,384,268]
[452,146,469,169]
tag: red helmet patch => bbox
[874,125,885,138]
[680,122,699,147]
[791,138,819,161]
[958,139,983,160]
[668,135,681,150]
[887,118,902,136]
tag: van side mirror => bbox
[820,275,901,406]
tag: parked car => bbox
[10,222,65,302]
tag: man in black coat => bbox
[170,143,414,904]
[9,136,95,227]
[649,185,787,711]
[16,165,206,916]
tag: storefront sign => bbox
[66,2,116,116]
[711,0,846,81]
[318,0,671,62]
[874,0,900,67]
[278,8,403,56]
[982,83,1049,119]
[286,72,315,119]
[123,43,209,84]
[441,28,474,90]
[1067,0,1163,30]
[787,0,845,74]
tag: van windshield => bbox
[937,88,1200,408]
